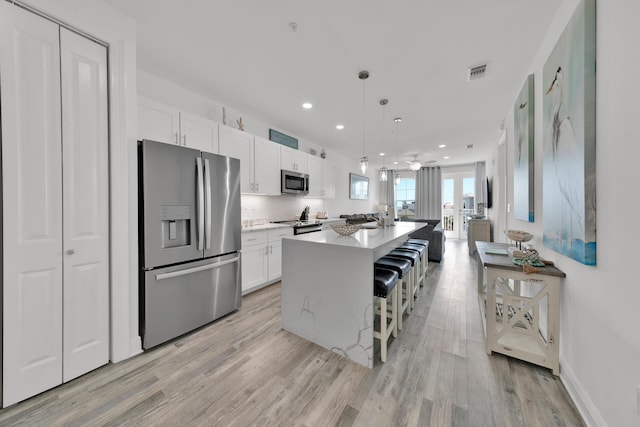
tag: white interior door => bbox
[442,173,475,240]
[1,4,64,406]
[60,28,110,382]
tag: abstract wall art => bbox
[542,0,596,265]
[514,74,535,223]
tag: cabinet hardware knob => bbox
[66,249,75,255]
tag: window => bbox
[395,176,416,219]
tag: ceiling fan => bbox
[406,155,423,171]
[405,155,437,171]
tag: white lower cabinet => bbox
[241,228,292,294]
[241,243,269,294]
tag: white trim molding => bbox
[560,358,608,427]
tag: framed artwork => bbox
[269,129,298,149]
[349,173,369,200]
[542,0,596,265]
[514,74,535,222]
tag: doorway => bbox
[442,173,475,240]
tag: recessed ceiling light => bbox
[443,156,450,159]
[302,102,313,109]
[393,161,398,165]
[379,152,385,156]
[336,124,344,130]
[438,144,447,148]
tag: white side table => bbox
[476,242,566,375]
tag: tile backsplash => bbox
[241,194,325,224]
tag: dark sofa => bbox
[339,213,381,225]
[402,219,446,262]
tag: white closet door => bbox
[0,4,64,406]
[60,28,110,382]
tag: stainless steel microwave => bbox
[281,169,309,194]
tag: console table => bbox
[476,242,566,375]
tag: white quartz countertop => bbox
[283,222,423,250]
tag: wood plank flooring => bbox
[0,240,585,426]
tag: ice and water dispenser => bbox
[160,205,191,248]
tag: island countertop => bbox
[284,222,424,257]
[281,221,427,368]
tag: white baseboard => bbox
[129,336,143,358]
[560,358,608,427]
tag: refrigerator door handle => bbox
[204,158,212,250]
[155,255,240,281]
[196,157,205,251]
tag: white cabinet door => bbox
[219,125,252,193]
[60,28,110,383]
[253,136,280,195]
[280,145,307,173]
[180,112,219,153]
[241,244,268,294]
[268,241,283,281]
[1,5,64,406]
[307,155,323,197]
[138,96,180,145]
[322,160,335,198]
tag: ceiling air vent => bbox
[467,63,488,81]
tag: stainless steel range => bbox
[271,220,323,235]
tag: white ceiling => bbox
[105,0,560,169]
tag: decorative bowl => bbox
[507,230,533,242]
[330,224,361,236]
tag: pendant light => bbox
[394,117,402,185]
[379,98,388,181]
[358,71,369,174]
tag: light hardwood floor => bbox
[0,240,585,426]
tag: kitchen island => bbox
[281,222,424,368]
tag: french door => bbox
[442,173,475,240]
[1,3,109,406]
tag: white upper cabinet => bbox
[322,160,335,198]
[280,145,307,173]
[307,155,323,197]
[252,136,281,195]
[179,112,219,153]
[137,97,218,153]
[138,97,180,145]
[218,125,252,193]
[306,155,335,198]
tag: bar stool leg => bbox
[392,284,398,337]
[380,296,387,363]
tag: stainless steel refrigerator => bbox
[138,139,242,349]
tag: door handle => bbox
[155,255,240,280]
[196,157,204,251]
[204,158,212,250]
[183,134,187,146]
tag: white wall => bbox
[138,69,382,219]
[498,1,640,425]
